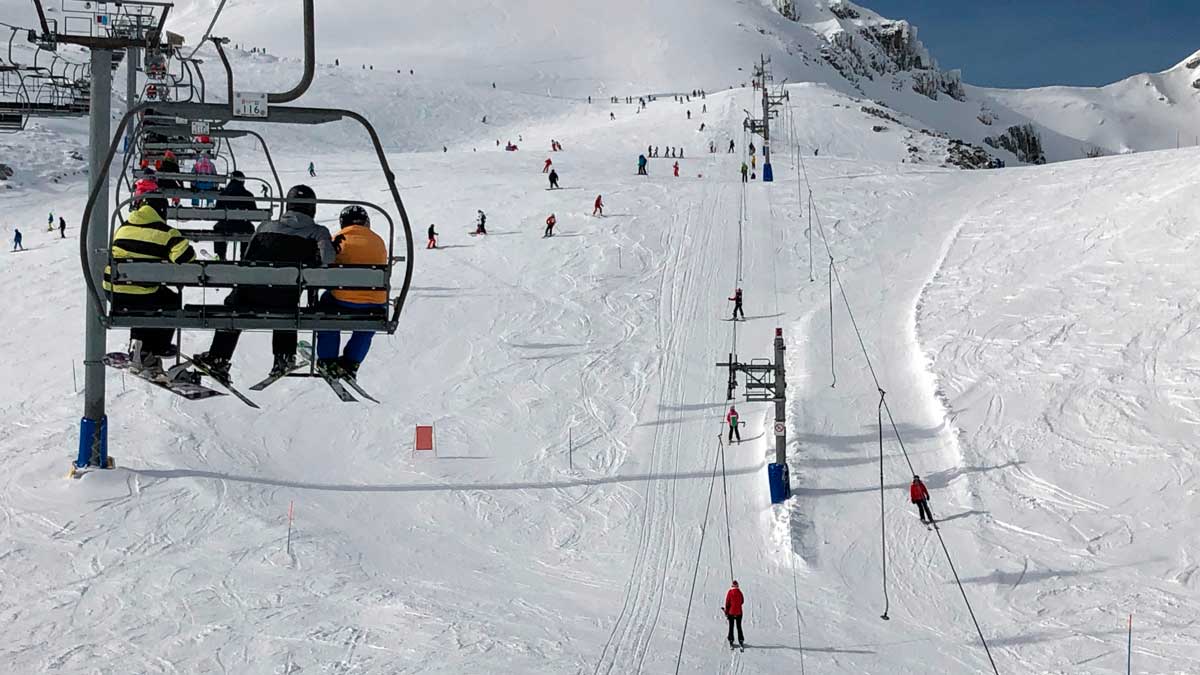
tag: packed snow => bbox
[1,0,1199,673]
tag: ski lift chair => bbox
[81,100,414,340]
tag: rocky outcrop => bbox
[946,140,1004,170]
[829,0,860,19]
[805,5,968,103]
[984,124,1046,165]
[0,163,13,181]
[1186,55,1200,69]
[911,69,966,101]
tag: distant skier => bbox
[637,154,648,176]
[549,169,560,189]
[724,581,745,649]
[702,104,707,113]
[673,161,679,178]
[47,212,53,232]
[740,162,749,183]
[729,287,745,320]
[749,142,756,156]
[58,216,66,238]
[911,475,934,524]
[544,213,556,237]
[592,195,604,217]
[678,147,684,159]
[699,123,706,132]
[726,405,741,443]
[12,228,23,251]
[427,223,438,249]
[307,161,316,177]
[728,139,735,153]
[687,110,691,120]
[610,112,615,121]
[474,209,488,235]
[751,154,757,171]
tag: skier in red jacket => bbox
[911,475,933,524]
[725,405,741,443]
[673,161,680,177]
[544,213,557,237]
[724,581,745,649]
[729,287,745,321]
[593,194,604,216]
[543,157,552,173]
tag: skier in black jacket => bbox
[193,184,336,381]
[212,170,258,260]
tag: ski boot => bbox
[337,357,360,380]
[191,351,232,385]
[316,357,340,374]
[270,353,297,378]
[129,341,164,378]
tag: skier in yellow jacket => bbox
[314,205,388,378]
[103,196,196,377]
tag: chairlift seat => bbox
[142,141,216,153]
[167,206,272,222]
[107,260,394,331]
[175,229,254,244]
[110,260,391,291]
[133,170,229,184]
[109,305,390,332]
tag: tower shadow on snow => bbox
[124,462,764,494]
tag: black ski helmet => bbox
[339,204,370,228]
[285,184,317,217]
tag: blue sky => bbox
[863,1,1199,88]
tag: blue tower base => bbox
[76,415,109,469]
[762,162,774,183]
[768,462,791,504]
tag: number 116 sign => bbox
[233,91,268,118]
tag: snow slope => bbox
[4,72,1200,671]
[981,49,1200,155]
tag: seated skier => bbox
[314,205,390,379]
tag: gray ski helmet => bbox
[286,184,317,217]
[339,205,370,228]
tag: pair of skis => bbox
[104,342,377,406]
[226,341,377,403]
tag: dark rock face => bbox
[946,140,1004,170]
[984,124,1046,165]
[1186,56,1200,69]
[0,163,13,181]
[829,0,860,19]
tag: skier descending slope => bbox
[637,154,648,176]
[543,157,553,173]
[911,475,935,524]
[729,287,745,320]
[593,194,604,216]
[474,209,488,235]
[548,168,560,189]
[726,405,741,443]
[724,581,746,650]
[544,213,556,237]
[427,223,438,249]
[11,228,22,251]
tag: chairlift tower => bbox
[717,328,790,503]
[745,55,789,183]
[28,0,175,471]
